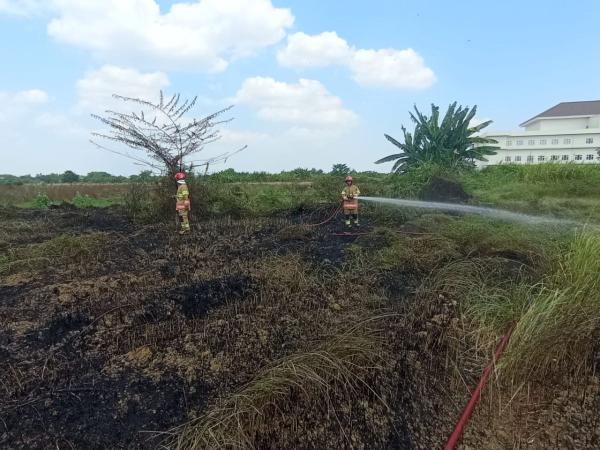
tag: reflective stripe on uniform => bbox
[343,200,358,210]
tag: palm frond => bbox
[375,153,404,164]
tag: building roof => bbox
[520,100,600,126]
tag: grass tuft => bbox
[0,233,109,275]
[501,231,600,380]
[167,328,384,450]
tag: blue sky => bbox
[1,0,599,175]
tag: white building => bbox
[480,101,600,166]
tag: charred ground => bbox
[0,205,598,449]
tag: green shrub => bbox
[207,183,252,218]
[34,193,50,208]
[72,192,93,207]
[124,182,158,223]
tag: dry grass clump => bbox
[0,183,128,204]
[251,254,325,301]
[166,327,385,450]
[275,224,314,241]
[0,232,109,275]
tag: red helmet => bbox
[174,172,185,180]
[345,175,353,182]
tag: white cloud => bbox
[76,65,170,112]
[12,89,49,104]
[277,31,352,68]
[234,77,358,129]
[0,88,104,175]
[0,89,76,135]
[350,48,435,89]
[0,89,49,122]
[278,32,435,89]
[221,129,270,144]
[34,112,87,137]
[0,0,46,15]
[43,0,293,72]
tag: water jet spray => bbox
[360,197,582,227]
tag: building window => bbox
[516,140,523,145]
[586,138,594,144]
[550,155,559,161]
[506,140,513,146]
[515,156,522,162]
[575,155,583,161]
[528,139,535,145]
[587,154,595,160]
[562,155,569,161]
[539,139,547,145]
[564,138,572,145]
[551,138,559,145]
[538,155,545,162]
[505,156,511,162]
[527,155,534,163]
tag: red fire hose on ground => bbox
[296,200,517,448]
[303,202,368,236]
[303,201,343,228]
[297,200,517,448]
[443,322,517,450]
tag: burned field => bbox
[1,205,598,449]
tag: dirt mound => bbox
[419,176,471,203]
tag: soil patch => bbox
[3,372,208,450]
[32,312,91,346]
[419,176,472,203]
[169,274,255,318]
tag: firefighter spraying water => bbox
[174,172,191,234]
[341,175,360,227]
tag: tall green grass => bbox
[412,217,598,381]
[462,164,600,222]
[467,163,600,185]
[432,229,600,381]
[501,231,600,380]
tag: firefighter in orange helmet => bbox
[341,175,360,227]
[174,172,191,234]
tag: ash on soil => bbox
[2,206,592,449]
[6,206,439,449]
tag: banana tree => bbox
[376,102,499,173]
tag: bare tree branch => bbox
[91,91,244,174]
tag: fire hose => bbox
[443,322,517,450]
[290,197,518,447]
[298,201,343,228]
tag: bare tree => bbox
[91,92,246,175]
